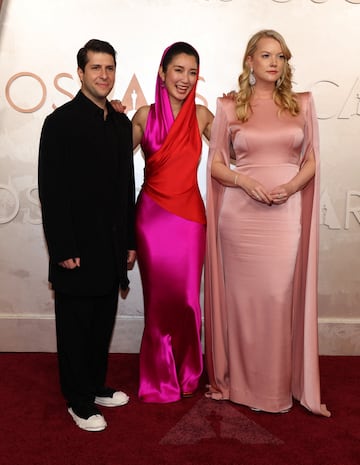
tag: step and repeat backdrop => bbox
[0,0,359,353]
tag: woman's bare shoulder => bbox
[132,105,151,123]
[196,104,214,121]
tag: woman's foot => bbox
[181,392,195,398]
[250,406,291,414]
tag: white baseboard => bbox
[318,318,360,355]
[0,315,359,355]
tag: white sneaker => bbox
[68,408,107,432]
[95,390,129,407]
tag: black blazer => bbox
[38,91,136,295]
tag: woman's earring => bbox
[249,68,256,86]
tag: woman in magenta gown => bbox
[205,30,330,417]
[132,42,213,402]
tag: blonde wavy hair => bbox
[235,29,300,122]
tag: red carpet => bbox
[1,353,359,465]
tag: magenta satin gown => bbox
[136,192,205,402]
[205,93,330,416]
[136,45,206,403]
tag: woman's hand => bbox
[222,90,237,100]
[270,150,316,204]
[241,176,273,205]
[270,183,295,204]
[110,100,126,113]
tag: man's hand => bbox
[120,287,130,300]
[127,250,136,270]
[58,257,80,269]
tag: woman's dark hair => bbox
[77,39,116,71]
[162,42,199,72]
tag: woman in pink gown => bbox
[132,42,213,402]
[205,30,330,417]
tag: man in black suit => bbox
[38,39,136,432]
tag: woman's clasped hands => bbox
[243,176,292,205]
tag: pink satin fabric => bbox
[205,94,330,416]
[137,43,205,403]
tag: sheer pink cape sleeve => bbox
[292,92,330,417]
[204,97,234,397]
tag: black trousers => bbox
[54,287,119,410]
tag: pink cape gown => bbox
[137,45,206,403]
[204,93,330,417]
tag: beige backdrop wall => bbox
[0,0,359,354]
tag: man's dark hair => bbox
[77,39,117,71]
